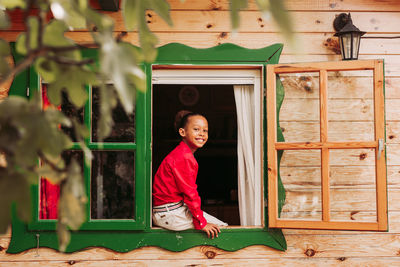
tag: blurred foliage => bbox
[0,0,293,252]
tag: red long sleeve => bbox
[152,141,207,229]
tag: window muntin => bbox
[35,77,144,229]
[267,60,387,231]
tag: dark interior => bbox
[153,84,240,225]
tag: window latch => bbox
[378,139,384,160]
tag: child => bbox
[152,111,228,239]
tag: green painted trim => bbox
[8,43,29,98]
[156,43,283,62]
[8,43,287,253]
[8,207,285,253]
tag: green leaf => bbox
[49,0,86,29]
[267,0,294,46]
[34,57,59,83]
[47,65,95,108]
[57,222,70,252]
[230,0,248,31]
[99,37,144,113]
[147,0,172,26]
[83,8,113,32]
[0,56,10,75]
[138,24,158,62]
[0,0,26,9]
[43,19,74,47]
[15,33,27,55]
[37,163,66,184]
[27,16,40,51]
[0,172,31,233]
[0,9,10,29]
[122,0,139,31]
[57,158,87,251]
[0,38,10,56]
[97,84,117,140]
[254,0,269,11]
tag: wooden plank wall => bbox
[1,0,400,266]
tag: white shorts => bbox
[152,202,228,231]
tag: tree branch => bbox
[38,151,67,173]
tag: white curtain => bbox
[234,85,262,226]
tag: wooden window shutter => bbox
[266,60,387,231]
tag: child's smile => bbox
[179,115,208,153]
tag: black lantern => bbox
[333,13,366,60]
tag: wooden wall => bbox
[1,0,400,265]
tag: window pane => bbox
[329,149,377,222]
[327,70,374,142]
[91,86,135,142]
[279,72,320,142]
[42,84,84,142]
[91,151,135,219]
[40,150,83,219]
[279,149,321,220]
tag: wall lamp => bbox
[333,13,366,60]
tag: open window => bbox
[152,67,263,227]
[267,60,388,231]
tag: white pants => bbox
[152,203,228,231]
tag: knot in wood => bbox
[304,248,316,257]
[0,245,4,251]
[205,250,216,259]
[219,32,227,39]
[338,257,347,261]
[359,153,367,160]
[68,260,76,265]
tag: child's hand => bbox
[201,223,221,239]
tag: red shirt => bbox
[152,141,207,229]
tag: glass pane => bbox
[330,149,377,222]
[279,72,320,142]
[91,151,135,219]
[279,149,321,220]
[42,84,84,142]
[327,70,374,142]
[92,86,135,142]
[40,150,83,219]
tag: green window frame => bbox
[8,43,287,253]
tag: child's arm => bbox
[173,158,207,229]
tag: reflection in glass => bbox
[278,72,320,143]
[91,151,135,219]
[39,150,84,219]
[91,86,135,142]
[279,149,322,220]
[330,149,377,222]
[42,84,84,142]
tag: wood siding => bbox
[1,0,400,265]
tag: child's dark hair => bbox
[174,110,206,133]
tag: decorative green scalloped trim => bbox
[7,42,287,253]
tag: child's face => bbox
[179,115,208,152]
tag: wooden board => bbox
[6,10,400,34]
[2,234,400,259]
[166,0,400,12]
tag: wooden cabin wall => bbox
[1,0,400,265]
